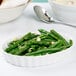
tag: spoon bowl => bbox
[34,5,53,23]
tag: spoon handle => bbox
[53,20,76,28]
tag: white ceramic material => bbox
[3,48,73,67]
[2,24,76,67]
[48,0,76,26]
[0,0,31,23]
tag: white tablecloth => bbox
[0,3,76,76]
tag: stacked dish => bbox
[0,0,31,23]
[48,0,76,26]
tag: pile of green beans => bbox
[5,29,73,56]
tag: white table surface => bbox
[0,3,76,76]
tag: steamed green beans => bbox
[5,33,39,52]
[51,30,69,45]
[5,29,73,56]
[25,46,68,56]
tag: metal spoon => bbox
[34,5,53,23]
[33,5,75,27]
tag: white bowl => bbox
[0,0,31,23]
[2,36,73,67]
[48,0,76,26]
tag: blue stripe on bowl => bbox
[33,0,48,2]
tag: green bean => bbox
[49,40,63,48]
[38,29,49,34]
[51,30,69,45]
[41,39,56,42]
[66,39,73,48]
[39,29,58,40]
[48,33,59,40]
[27,38,50,47]
[28,45,39,53]
[11,44,29,55]
[55,41,63,48]
[23,32,39,40]
[9,48,19,54]
[25,46,66,56]
[69,40,73,46]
